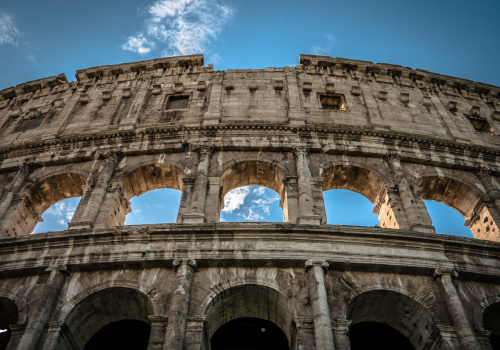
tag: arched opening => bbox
[219,161,287,222]
[116,163,183,226]
[220,186,283,222]
[124,188,181,225]
[349,321,414,350]
[32,197,81,234]
[83,319,151,350]
[347,290,442,350]
[424,200,473,238]
[484,302,500,350]
[420,176,499,241]
[211,317,289,350]
[0,297,18,350]
[4,173,86,236]
[322,165,399,229]
[204,284,294,350]
[323,189,379,226]
[57,287,153,350]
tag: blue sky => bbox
[3,0,497,237]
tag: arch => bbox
[321,164,401,229]
[203,284,295,347]
[107,163,184,226]
[57,287,154,350]
[0,297,18,350]
[347,289,443,350]
[4,172,87,236]
[0,290,28,325]
[419,176,499,240]
[121,163,184,199]
[218,160,287,222]
[473,293,500,332]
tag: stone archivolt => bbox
[0,54,499,349]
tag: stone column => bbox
[385,153,435,233]
[433,269,481,350]
[332,320,351,350]
[476,330,494,350]
[69,153,120,230]
[285,67,306,125]
[311,177,327,224]
[306,260,335,350]
[5,324,26,350]
[294,317,315,350]
[177,176,195,223]
[17,266,69,350]
[203,72,223,125]
[148,315,169,350]
[182,146,214,224]
[184,316,207,350]
[294,146,321,225]
[39,321,79,350]
[165,259,196,350]
[283,177,299,224]
[0,164,31,222]
[475,167,500,215]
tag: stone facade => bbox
[0,54,499,349]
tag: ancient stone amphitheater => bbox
[0,54,499,350]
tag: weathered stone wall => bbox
[0,54,499,349]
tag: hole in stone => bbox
[32,197,81,234]
[220,186,282,222]
[320,94,345,110]
[165,95,189,110]
[125,188,181,225]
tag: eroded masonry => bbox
[0,54,499,349]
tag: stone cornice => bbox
[1,123,500,175]
[299,54,500,96]
[0,224,498,282]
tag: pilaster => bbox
[294,146,321,225]
[433,269,481,350]
[305,260,335,350]
[165,259,197,350]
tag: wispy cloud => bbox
[0,10,20,46]
[123,0,234,57]
[222,186,281,222]
[311,34,336,55]
[46,201,76,225]
[222,186,250,213]
[123,34,154,54]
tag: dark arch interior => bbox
[211,317,289,350]
[349,322,415,350]
[0,297,18,350]
[83,319,150,350]
[484,301,500,350]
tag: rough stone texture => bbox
[0,54,499,349]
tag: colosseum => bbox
[0,53,499,349]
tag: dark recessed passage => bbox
[349,321,415,350]
[83,319,150,350]
[320,94,344,110]
[211,317,289,350]
[166,95,189,110]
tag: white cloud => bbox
[222,186,250,213]
[243,208,264,222]
[253,187,265,195]
[0,11,20,46]
[122,35,154,55]
[311,34,336,55]
[124,0,234,57]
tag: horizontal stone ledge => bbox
[0,252,498,283]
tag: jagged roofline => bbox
[1,53,498,99]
